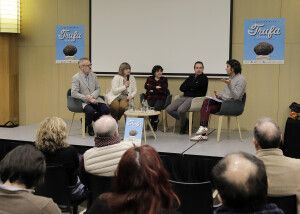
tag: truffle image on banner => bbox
[129,129,138,137]
[254,42,274,60]
[63,44,77,60]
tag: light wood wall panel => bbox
[18,0,300,132]
[0,34,19,125]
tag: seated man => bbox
[71,57,110,136]
[253,118,300,212]
[166,61,208,134]
[83,115,134,176]
[191,59,246,141]
[212,152,283,213]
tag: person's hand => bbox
[221,78,231,85]
[127,96,133,100]
[90,98,97,104]
[85,95,93,102]
[124,81,130,88]
[214,91,221,99]
[156,85,162,89]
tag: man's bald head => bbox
[254,118,281,149]
[212,152,268,211]
[93,115,118,137]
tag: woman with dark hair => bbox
[87,145,180,214]
[144,65,168,131]
[190,59,246,141]
[35,116,87,203]
[106,62,137,121]
[0,145,61,214]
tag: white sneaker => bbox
[196,126,208,135]
[190,135,208,141]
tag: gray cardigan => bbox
[219,73,246,101]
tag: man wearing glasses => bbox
[71,57,110,136]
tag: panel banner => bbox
[244,18,285,64]
[56,25,84,63]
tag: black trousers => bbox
[147,99,165,122]
[83,103,110,126]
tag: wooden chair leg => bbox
[217,116,223,142]
[81,113,85,138]
[165,110,168,130]
[236,117,242,141]
[68,113,75,136]
[189,112,193,136]
[162,110,167,133]
[173,118,176,133]
[227,116,231,138]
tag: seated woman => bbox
[190,59,246,141]
[144,65,168,131]
[87,145,180,214]
[106,62,137,121]
[0,145,61,214]
[35,116,87,203]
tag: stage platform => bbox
[0,121,256,182]
[0,121,255,157]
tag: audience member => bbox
[71,57,110,136]
[191,59,246,141]
[35,116,87,203]
[106,62,137,121]
[87,145,180,214]
[166,61,208,134]
[0,144,61,214]
[212,152,283,213]
[83,115,134,176]
[253,117,300,212]
[144,65,168,131]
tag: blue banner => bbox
[56,25,84,63]
[244,18,285,64]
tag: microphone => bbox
[127,75,130,81]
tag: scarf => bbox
[94,134,121,147]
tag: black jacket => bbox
[179,73,208,97]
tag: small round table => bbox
[124,109,160,143]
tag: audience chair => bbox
[211,93,246,142]
[169,180,213,214]
[85,173,113,209]
[267,195,297,214]
[67,89,85,138]
[140,89,172,132]
[35,165,78,214]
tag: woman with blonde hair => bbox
[106,62,137,121]
[35,116,87,203]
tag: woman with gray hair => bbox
[35,116,87,203]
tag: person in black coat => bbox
[144,65,168,130]
[166,61,208,134]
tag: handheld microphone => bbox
[127,75,130,81]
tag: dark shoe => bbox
[179,129,186,135]
[87,125,94,136]
[152,119,159,131]
[179,119,189,134]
